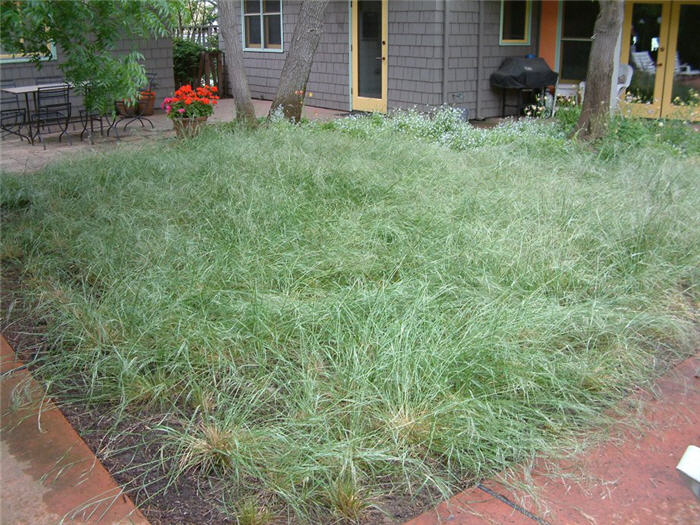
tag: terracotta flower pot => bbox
[172,116,208,138]
[115,100,139,116]
[139,92,155,116]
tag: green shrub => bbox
[173,38,207,87]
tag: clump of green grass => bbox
[1,114,698,522]
[236,498,272,525]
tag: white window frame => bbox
[241,0,284,53]
[499,0,532,46]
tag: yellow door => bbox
[660,1,700,120]
[620,1,700,121]
[620,1,672,118]
[352,0,388,112]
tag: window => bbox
[0,42,56,63]
[242,0,282,51]
[559,0,599,80]
[500,0,531,45]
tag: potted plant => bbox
[163,84,219,138]
[139,90,156,115]
[138,73,159,116]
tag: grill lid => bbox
[490,57,558,89]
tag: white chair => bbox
[577,66,632,107]
[631,51,656,73]
[616,64,634,98]
[676,53,700,76]
[546,81,585,116]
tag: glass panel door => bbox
[661,1,700,120]
[620,1,671,118]
[352,0,387,112]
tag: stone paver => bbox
[0,98,346,174]
[1,335,149,524]
[406,354,700,525]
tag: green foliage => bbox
[172,38,208,87]
[1,117,699,521]
[329,106,699,160]
[628,70,656,104]
[174,0,217,31]
[330,106,574,154]
[597,116,700,159]
[0,0,179,114]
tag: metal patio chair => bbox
[31,85,72,147]
[0,80,28,142]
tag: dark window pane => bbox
[626,3,662,104]
[562,1,599,39]
[264,15,281,47]
[263,0,280,13]
[671,4,700,105]
[358,0,382,98]
[244,0,260,14]
[630,3,662,53]
[560,40,592,81]
[245,15,261,47]
[502,0,527,41]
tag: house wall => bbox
[386,0,444,109]
[234,0,350,111]
[230,0,542,118]
[472,0,540,118]
[0,37,174,110]
[445,0,480,113]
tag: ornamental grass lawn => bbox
[1,111,699,523]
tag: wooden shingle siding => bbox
[0,37,174,111]
[446,0,480,112]
[475,0,540,118]
[231,0,542,118]
[387,0,443,110]
[234,0,350,111]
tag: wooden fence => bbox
[176,24,219,49]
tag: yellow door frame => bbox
[660,0,700,120]
[619,0,672,119]
[351,0,388,113]
[620,0,699,121]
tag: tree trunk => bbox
[218,0,257,126]
[268,0,329,122]
[574,0,624,141]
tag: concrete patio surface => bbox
[1,335,149,524]
[0,98,346,174]
[407,353,700,525]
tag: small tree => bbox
[175,0,218,40]
[0,0,177,115]
[268,0,330,122]
[574,0,625,141]
[218,0,257,126]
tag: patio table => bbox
[1,82,71,144]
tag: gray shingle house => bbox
[232,0,700,122]
[0,37,175,112]
[235,0,541,119]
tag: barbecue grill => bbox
[490,57,558,117]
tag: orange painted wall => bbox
[539,0,560,70]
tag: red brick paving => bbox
[1,335,148,524]
[406,354,700,525]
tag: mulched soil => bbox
[1,262,439,524]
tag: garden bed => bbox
[1,112,699,523]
